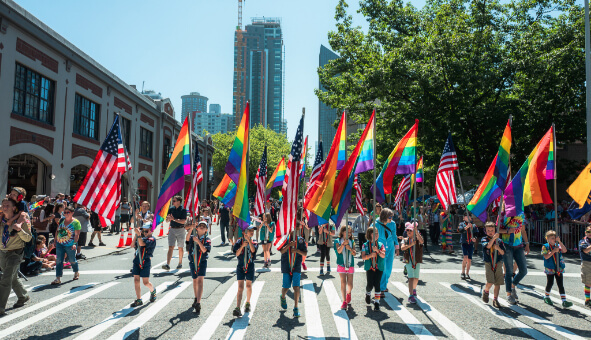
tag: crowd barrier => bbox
[528,220,587,252]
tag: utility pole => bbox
[586,0,591,162]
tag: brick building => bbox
[0,0,214,206]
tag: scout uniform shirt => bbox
[134,235,156,269]
[233,238,259,272]
[259,222,276,243]
[542,242,566,275]
[481,235,505,272]
[186,230,211,273]
[334,238,356,269]
[280,235,307,274]
[401,237,424,267]
[1,216,32,251]
[362,240,385,271]
[317,224,335,246]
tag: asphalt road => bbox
[0,226,589,340]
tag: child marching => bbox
[481,222,505,308]
[400,222,424,304]
[130,223,157,307]
[541,230,573,307]
[361,226,385,310]
[186,220,211,314]
[258,213,275,269]
[278,217,307,317]
[579,226,591,308]
[458,215,477,280]
[335,225,356,309]
[232,225,258,317]
[317,223,336,275]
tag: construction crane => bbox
[237,0,244,30]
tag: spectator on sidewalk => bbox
[88,211,106,247]
[120,197,131,233]
[49,203,65,239]
[354,211,369,250]
[73,204,90,260]
[219,203,230,246]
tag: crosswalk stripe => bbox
[73,282,173,340]
[8,284,47,299]
[0,282,118,339]
[0,282,97,326]
[382,291,435,339]
[224,281,265,340]
[302,280,325,340]
[193,281,239,340]
[391,282,474,340]
[531,284,587,305]
[106,281,191,340]
[517,285,591,318]
[323,280,358,340]
[439,282,552,340]
[459,282,587,340]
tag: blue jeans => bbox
[502,244,528,292]
[380,237,395,291]
[56,242,79,277]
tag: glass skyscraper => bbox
[318,45,340,150]
[233,17,284,134]
[181,92,208,124]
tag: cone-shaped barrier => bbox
[116,232,125,248]
[158,224,164,237]
[213,215,217,223]
[124,230,133,246]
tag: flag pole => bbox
[344,109,349,229]
[450,130,467,217]
[372,110,377,225]
[497,115,512,232]
[553,123,558,234]
[118,112,136,228]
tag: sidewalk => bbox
[77,222,172,260]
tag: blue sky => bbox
[15,0,421,150]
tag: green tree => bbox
[212,125,309,198]
[319,0,586,193]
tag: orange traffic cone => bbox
[213,215,217,223]
[158,224,164,237]
[116,232,125,248]
[125,230,133,246]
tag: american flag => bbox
[305,141,324,220]
[394,175,412,211]
[254,146,268,216]
[436,133,459,210]
[354,174,364,215]
[184,148,203,217]
[74,115,130,222]
[275,115,304,248]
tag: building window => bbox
[12,63,55,125]
[163,137,171,171]
[74,94,100,140]
[119,115,131,148]
[140,127,153,159]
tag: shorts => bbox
[189,260,207,279]
[93,225,102,232]
[461,243,474,259]
[120,214,130,223]
[485,262,504,285]
[168,227,186,247]
[282,272,301,288]
[405,263,421,279]
[132,259,151,278]
[337,265,354,274]
[236,265,255,281]
[303,228,310,242]
[228,226,238,240]
[582,261,591,286]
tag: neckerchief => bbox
[242,238,252,273]
[140,210,151,220]
[288,229,299,275]
[264,223,270,242]
[409,237,417,269]
[342,238,351,269]
[136,237,147,269]
[549,243,561,275]
[466,223,472,244]
[2,218,9,248]
[370,240,377,271]
[193,230,207,275]
[489,237,498,272]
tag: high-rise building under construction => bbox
[233,17,284,134]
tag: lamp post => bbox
[586,0,591,162]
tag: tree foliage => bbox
[319,0,585,192]
[211,125,310,198]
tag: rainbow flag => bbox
[332,111,375,209]
[416,157,424,183]
[266,156,286,191]
[29,200,43,211]
[372,120,418,203]
[467,119,512,222]
[225,103,250,227]
[153,117,191,230]
[332,159,357,227]
[504,126,554,217]
[300,136,308,179]
[213,174,237,207]
[304,111,346,220]
[337,112,347,170]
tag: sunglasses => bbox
[64,211,73,215]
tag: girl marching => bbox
[186,220,211,314]
[259,213,275,269]
[361,226,385,310]
[335,225,356,309]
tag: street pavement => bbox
[0,219,589,340]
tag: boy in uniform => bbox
[232,225,258,317]
[481,222,505,308]
[131,223,156,307]
[579,226,591,307]
[186,220,211,314]
[279,220,307,317]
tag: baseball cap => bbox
[141,223,152,230]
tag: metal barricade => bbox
[529,220,587,252]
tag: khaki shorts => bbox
[303,228,310,243]
[168,227,186,247]
[228,225,239,241]
[582,261,591,286]
[485,262,504,286]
